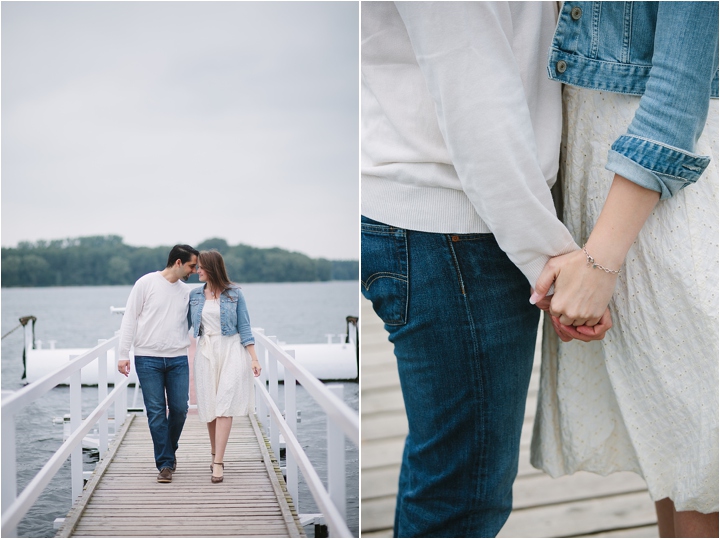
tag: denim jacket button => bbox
[556,60,567,73]
[571,6,582,20]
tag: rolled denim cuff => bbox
[606,135,711,200]
[241,337,255,347]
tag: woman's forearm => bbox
[245,344,260,363]
[535,173,661,326]
[584,174,660,270]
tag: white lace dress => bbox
[531,86,719,513]
[194,298,254,422]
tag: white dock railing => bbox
[1,328,359,538]
[1,335,129,538]
[253,328,359,538]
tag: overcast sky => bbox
[2,1,359,260]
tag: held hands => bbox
[118,359,131,377]
[551,307,612,342]
[533,250,618,326]
[532,289,613,342]
[530,249,617,342]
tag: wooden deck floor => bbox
[58,412,304,537]
[360,297,659,538]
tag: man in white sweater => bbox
[361,3,582,536]
[118,244,198,483]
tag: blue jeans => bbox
[361,216,539,537]
[134,356,189,471]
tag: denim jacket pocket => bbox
[361,217,409,326]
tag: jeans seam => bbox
[361,272,407,291]
[448,235,485,535]
[463,283,486,535]
[445,236,466,295]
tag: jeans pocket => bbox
[361,217,409,326]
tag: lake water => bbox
[1,281,359,537]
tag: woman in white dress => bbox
[530,3,718,536]
[188,250,262,483]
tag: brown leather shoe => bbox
[157,468,173,483]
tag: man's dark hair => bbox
[166,244,199,268]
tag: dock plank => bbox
[360,297,658,538]
[58,413,304,537]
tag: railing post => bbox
[114,351,127,432]
[1,410,18,537]
[268,336,280,459]
[327,384,346,521]
[285,350,298,510]
[98,341,109,458]
[254,330,268,426]
[69,358,83,500]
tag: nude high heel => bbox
[211,462,224,483]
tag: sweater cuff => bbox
[606,135,710,200]
[519,239,580,296]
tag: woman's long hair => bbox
[199,250,234,296]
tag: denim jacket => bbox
[187,285,255,346]
[549,2,719,199]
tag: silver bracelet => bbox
[582,245,621,275]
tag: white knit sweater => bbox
[361,2,578,287]
[118,271,191,361]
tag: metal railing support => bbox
[1,336,129,536]
[253,329,268,428]
[285,349,299,509]
[114,368,127,431]
[267,336,280,459]
[251,329,358,537]
[327,384,346,521]
[254,381,351,538]
[1,413,18,537]
[98,340,109,458]
[69,360,83,500]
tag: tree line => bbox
[1,235,358,287]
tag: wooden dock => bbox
[58,412,304,537]
[360,297,660,538]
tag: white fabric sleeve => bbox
[395,2,578,287]
[118,279,144,361]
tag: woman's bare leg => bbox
[213,416,233,478]
[655,498,675,538]
[656,497,718,538]
[207,419,217,456]
[674,509,718,538]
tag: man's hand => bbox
[530,287,613,342]
[549,309,613,342]
[118,360,131,377]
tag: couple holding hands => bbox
[361,2,718,537]
[118,245,261,485]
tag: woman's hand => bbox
[246,344,262,377]
[531,287,614,342]
[251,358,262,377]
[532,249,618,327]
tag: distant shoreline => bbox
[2,235,358,287]
[1,278,357,289]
